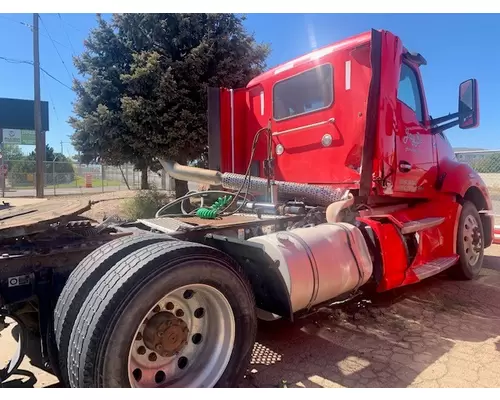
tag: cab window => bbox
[397,63,424,122]
[273,64,333,121]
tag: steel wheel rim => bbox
[463,214,482,267]
[127,284,235,388]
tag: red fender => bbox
[439,158,492,209]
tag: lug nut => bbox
[156,344,163,351]
[157,331,164,337]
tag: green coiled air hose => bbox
[196,195,233,219]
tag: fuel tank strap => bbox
[335,223,365,291]
[283,230,319,310]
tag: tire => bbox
[451,201,484,280]
[53,233,173,386]
[65,241,256,388]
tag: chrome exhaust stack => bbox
[160,159,347,206]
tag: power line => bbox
[0,56,73,91]
[51,14,84,33]
[0,55,32,65]
[40,66,73,91]
[0,15,72,50]
[38,14,74,83]
[57,13,77,55]
[41,72,60,122]
[0,14,32,29]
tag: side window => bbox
[273,64,333,121]
[397,63,424,122]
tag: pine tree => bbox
[70,13,270,194]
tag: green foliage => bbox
[123,187,170,220]
[70,13,270,193]
[470,154,500,173]
[6,144,74,186]
[1,144,23,160]
[70,15,134,167]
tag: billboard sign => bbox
[0,97,49,132]
[1,128,36,145]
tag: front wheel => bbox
[65,241,257,388]
[451,201,484,280]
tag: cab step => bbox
[401,217,445,235]
[412,256,459,280]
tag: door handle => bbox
[399,161,412,173]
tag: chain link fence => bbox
[2,153,500,217]
[455,150,500,189]
[455,150,500,219]
[0,160,171,197]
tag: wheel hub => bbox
[128,284,236,388]
[143,312,189,357]
[472,227,481,247]
[463,213,483,267]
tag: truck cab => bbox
[207,29,493,251]
[198,29,494,294]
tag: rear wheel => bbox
[53,233,173,386]
[65,241,256,388]
[451,201,484,280]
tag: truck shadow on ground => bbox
[240,256,500,388]
[1,324,63,388]
[1,369,38,388]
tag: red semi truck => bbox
[0,28,492,388]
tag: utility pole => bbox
[60,141,63,155]
[33,13,44,198]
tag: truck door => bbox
[393,62,437,196]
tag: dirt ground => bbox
[61,190,142,222]
[2,193,500,388]
[239,246,500,388]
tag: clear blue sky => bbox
[0,13,498,157]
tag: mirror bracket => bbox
[430,79,479,135]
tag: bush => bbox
[123,187,170,220]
